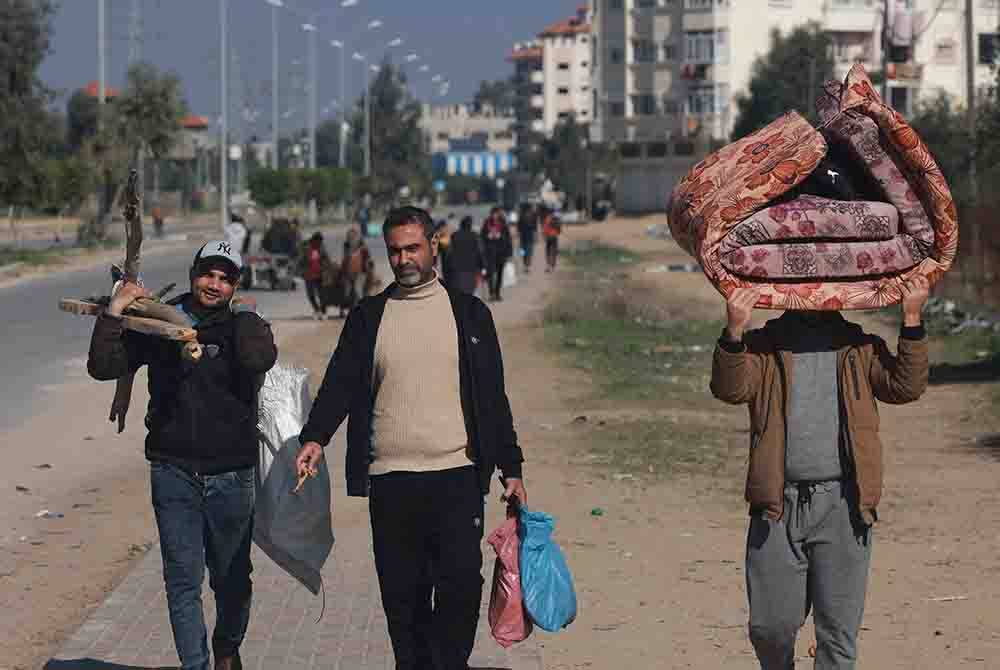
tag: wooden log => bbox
[59,299,197,342]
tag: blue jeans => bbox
[151,462,255,670]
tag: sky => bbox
[39,0,581,138]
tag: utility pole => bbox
[364,60,372,178]
[964,0,977,131]
[98,0,106,113]
[881,0,890,101]
[129,0,143,64]
[270,0,281,169]
[220,0,229,232]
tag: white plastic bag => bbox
[254,364,333,595]
[502,260,518,289]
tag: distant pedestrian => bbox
[88,242,277,670]
[435,217,454,281]
[480,207,513,302]
[541,206,562,273]
[295,206,527,670]
[152,205,166,239]
[301,232,334,320]
[516,202,539,273]
[446,215,484,295]
[341,227,372,315]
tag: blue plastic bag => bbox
[518,507,577,632]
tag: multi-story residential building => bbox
[591,0,999,211]
[539,6,596,132]
[419,103,517,177]
[509,6,595,145]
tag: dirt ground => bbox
[5,215,1000,669]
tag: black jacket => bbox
[87,294,278,474]
[447,228,484,274]
[299,281,524,497]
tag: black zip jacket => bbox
[87,294,278,474]
[299,280,524,497]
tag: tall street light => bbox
[266,0,282,169]
[302,21,318,170]
[219,0,229,232]
[353,52,371,177]
[330,39,347,169]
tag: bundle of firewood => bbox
[59,169,200,432]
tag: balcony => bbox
[824,1,880,33]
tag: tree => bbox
[248,168,290,212]
[115,62,186,203]
[0,0,56,239]
[525,118,618,208]
[67,88,100,152]
[473,78,516,114]
[345,60,430,202]
[732,23,835,140]
[316,118,345,168]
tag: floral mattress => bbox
[667,65,958,310]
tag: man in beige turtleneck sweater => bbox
[297,207,527,670]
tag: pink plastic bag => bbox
[487,517,533,648]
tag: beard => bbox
[395,265,425,287]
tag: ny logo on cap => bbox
[217,242,232,254]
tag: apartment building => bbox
[592,0,999,211]
[419,103,517,177]
[509,6,595,143]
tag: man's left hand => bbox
[900,275,930,326]
[501,477,527,509]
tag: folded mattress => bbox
[667,65,957,310]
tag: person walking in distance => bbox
[710,277,930,669]
[87,242,278,670]
[480,206,513,302]
[295,206,527,670]
[445,215,484,296]
[341,227,372,313]
[541,206,562,273]
[516,202,539,274]
[301,232,333,320]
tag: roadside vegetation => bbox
[544,242,741,480]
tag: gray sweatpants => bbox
[746,480,872,670]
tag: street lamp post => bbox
[267,0,282,169]
[331,39,347,169]
[219,0,229,232]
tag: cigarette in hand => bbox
[292,467,317,494]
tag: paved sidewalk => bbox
[48,518,544,670]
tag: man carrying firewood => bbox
[87,241,278,670]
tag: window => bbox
[581,61,589,68]
[661,96,680,114]
[829,31,873,64]
[558,111,572,121]
[684,0,728,8]
[637,0,658,7]
[889,86,915,116]
[685,30,727,64]
[631,94,657,115]
[979,33,999,65]
[582,85,591,92]
[620,142,642,159]
[610,47,624,64]
[558,62,571,70]
[686,84,729,115]
[558,87,570,95]
[647,141,669,158]
[610,101,626,117]
[633,39,658,62]
[581,36,589,43]
[935,38,958,64]
[610,0,624,8]
[662,42,677,61]
[437,132,450,140]
[494,130,513,140]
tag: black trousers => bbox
[484,258,506,300]
[305,278,325,314]
[369,466,485,670]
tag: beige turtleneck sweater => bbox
[369,273,474,475]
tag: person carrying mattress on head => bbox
[710,275,930,670]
